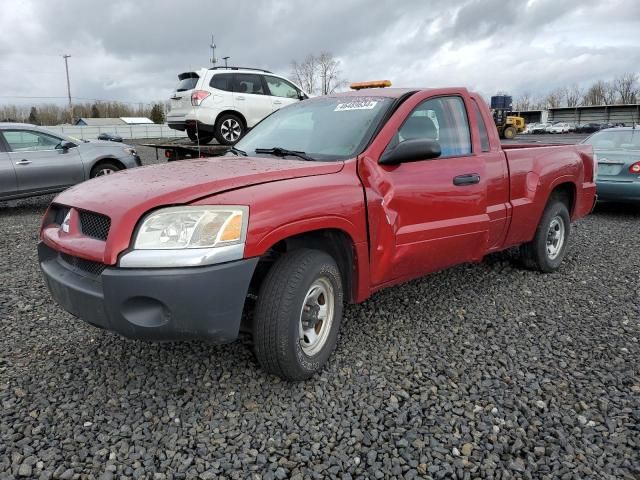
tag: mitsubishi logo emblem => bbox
[61,211,71,233]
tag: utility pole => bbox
[62,54,73,124]
[223,56,230,68]
[209,35,217,66]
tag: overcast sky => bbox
[1,0,639,107]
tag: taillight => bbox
[191,90,210,106]
[630,161,640,174]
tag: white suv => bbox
[167,67,308,145]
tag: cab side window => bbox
[389,96,471,158]
[3,130,61,152]
[264,75,299,99]
[233,73,265,95]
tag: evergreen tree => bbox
[28,106,39,125]
[91,103,101,118]
[149,104,165,124]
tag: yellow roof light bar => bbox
[350,80,392,90]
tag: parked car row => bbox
[522,121,630,134]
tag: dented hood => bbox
[56,156,344,215]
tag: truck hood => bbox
[49,156,344,264]
[55,156,344,216]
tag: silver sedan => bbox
[0,123,142,201]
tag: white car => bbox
[522,123,538,134]
[167,67,308,145]
[547,122,570,134]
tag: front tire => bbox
[520,198,571,272]
[253,249,344,381]
[503,126,517,139]
[90,161,121,178]
[215,113,244,145]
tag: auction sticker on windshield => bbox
[335,100,378,111]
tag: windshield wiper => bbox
[254,147,315,161]
[227,146,247,156]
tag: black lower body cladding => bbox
[38,242,258,342]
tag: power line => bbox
[0,95,162,106]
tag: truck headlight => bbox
[134,206,248,249]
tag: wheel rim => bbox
[95,168,115,177]
[299,277,335,356]
[220,118,242,142]
[546,215,566,260]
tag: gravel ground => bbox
[0,141,638,479]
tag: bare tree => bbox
[603,81,618,105]
[583,80,608,106]
[290,54,318,95]
[614,72,638,104]
[513,93,532,111]
[565,84,583,107]
[544,88,566,108]
[290,52,346,95]
[317,52,346,95]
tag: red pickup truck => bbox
[38,85,596,380]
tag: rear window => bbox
[176,74,199,92]
[583,130,640,150]
[210,73,233,92]
[471,100,490,152]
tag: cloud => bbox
[0,0,638,107]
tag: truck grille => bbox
[78,211,111,241]
[60,253,106,277]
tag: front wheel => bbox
[253,249,344,381]
[520,198,571,272]
[503,126,517,139]
[90,161,121,178]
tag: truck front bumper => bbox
[38,243,258,342]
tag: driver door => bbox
[2,130,85,195]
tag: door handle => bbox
[15,159,31,165]
[453,173,480,186]
[273,100,282,105]
[236,96,245,100]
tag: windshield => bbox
[234,96,394,161]
[583,130,640,150]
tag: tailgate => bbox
[168,72,199,118]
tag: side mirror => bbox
[379,139,441,165]
[58,140,75,151]
[298,91,308,101]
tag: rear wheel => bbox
[90,161,121,178]
[253,249,344,381]
[215,113,244,145]
[520,198,571,272]
[187,128,214,144]
[503,126,517,139]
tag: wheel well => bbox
[215,110,247,129]
[91,158,125,175]
[550,182,576,215]
[249,229,356,303]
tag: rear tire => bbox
[520,198,571,272]
[90,161,121,178]
[253,249,344,381]
[215,113,244,145]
